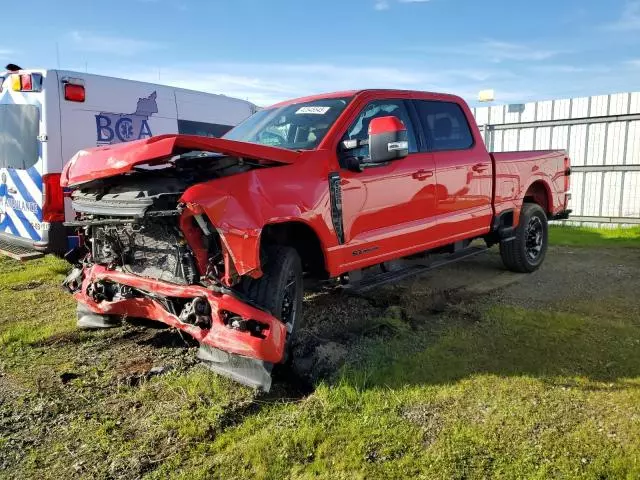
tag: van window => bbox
[341,99,418,159]
[0,104,39,169]
[178,120,233,138]
[414,100,474,151]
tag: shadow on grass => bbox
[337,302,640,390]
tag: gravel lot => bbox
[291,245,640,383]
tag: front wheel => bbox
[240,246,304,362]
[500,203,548,273]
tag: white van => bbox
[0,67,256,259]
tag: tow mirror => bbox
[368,116,409,163]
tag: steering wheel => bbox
[258,130,286,146]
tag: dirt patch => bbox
[9,280,44,291]
[402,400,450,447]
[117,357,154,377]
[37,330,86,347]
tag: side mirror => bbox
[368,116,409,163]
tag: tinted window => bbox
[224,97,352,150]
[178,120,233,138]
[414,100,473,151]
[341,99,418,159]
[0,104,39,169]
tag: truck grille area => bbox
[92,221,198,285]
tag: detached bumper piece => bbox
[74,265,286,391]
[197,344,274,392]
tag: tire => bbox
[240,246,304,361]
[500,203,548,273]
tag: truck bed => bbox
[490,150,570,221]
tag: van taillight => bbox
[43,173,65,223]
[64,83,85,102]
[564,157,571,192]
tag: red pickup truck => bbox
[61,89,571,390]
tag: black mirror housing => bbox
[368,116,409,163]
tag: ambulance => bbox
[0,66,257,259]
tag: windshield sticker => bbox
[296,106,331,115]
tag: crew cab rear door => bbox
[411,99,493,241]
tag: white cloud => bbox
[374,0,390,10]
[604,1,640,31]
[476,40,562,62]
[416,39,564,63]
[530,64,611,75]
[627,59,640,67]
[89,60,519,107]
[376,0,430,9]
[68,31,162,56]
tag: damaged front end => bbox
[62,137,291,391]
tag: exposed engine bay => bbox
[63,150,288,391]
[68,152,259,285]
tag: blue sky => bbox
[2,0,640,106]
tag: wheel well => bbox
[523,181,552,214]
[261,222,327,279]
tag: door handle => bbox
[472,163,489,173]
[412,169,434,181]
[7,187,17,195]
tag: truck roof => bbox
[269,89,466,108]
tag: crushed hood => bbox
[61,134,302,187]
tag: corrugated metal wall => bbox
[473,92,640,225]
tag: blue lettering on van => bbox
[6,197,39,214]
[95,91,158,145]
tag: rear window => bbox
[414,100,474,151]
[0,104,39,169]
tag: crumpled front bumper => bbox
[74,265,287,364]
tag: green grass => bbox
[550,225,640,248]
[1,228,640,479]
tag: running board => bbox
[344,246,488,294]
[0,239,44,261]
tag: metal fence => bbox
[473,92,640,226]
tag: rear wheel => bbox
[500,203,548,273]
[241,246,304,362]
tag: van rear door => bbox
[0,74,44,249]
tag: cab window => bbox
[341,99,418,160]
[414,100,474,151]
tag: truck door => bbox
[337,98,438,268]
[412,99,493,241]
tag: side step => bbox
[0,239,44,261]
[344,245,488,294]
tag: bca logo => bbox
[95,91,158,145]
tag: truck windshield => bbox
[0,104,39,170]
[223,97,352,150]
